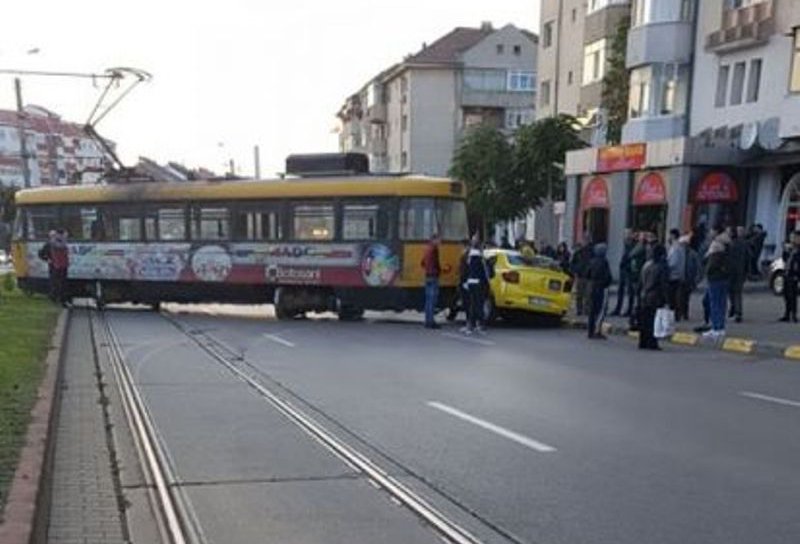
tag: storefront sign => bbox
[582,177,610,208]
[634,172,667,206]
[694,172,739,203]
[597,143,646,173]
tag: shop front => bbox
[577,176,610,244]
[779,174,800,243]
[690,171,743,230]
[631,171,668,241]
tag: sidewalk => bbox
[572,283,800,360]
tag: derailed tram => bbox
[11,155,469,320]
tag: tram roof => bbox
[15,175,464,205]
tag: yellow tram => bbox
[12,166,468,319]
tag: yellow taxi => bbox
[484,249,572,322]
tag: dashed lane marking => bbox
[440,332,496,347]
[427,401,556,453]
[263,333,296,348]
[740,391,800,409]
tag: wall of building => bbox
[408,68,458,177]
[690,0,800,139]
[537,0,585,119]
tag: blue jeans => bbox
[708,280,729,331]
[424,277,439,326]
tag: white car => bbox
[0,250,9,266]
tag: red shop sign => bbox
[597,143,647,173]
[695,172,739,203]
[634,172,667,206]
[583,177,610,208]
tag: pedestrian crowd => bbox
[569,223,799,350]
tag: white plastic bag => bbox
[654,308,676,339]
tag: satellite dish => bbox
[739,122,759,150]
[759,118,784,151]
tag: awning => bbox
[634,172,667,206]
[582,177,610,209]
[694,172,739,203]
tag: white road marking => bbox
[740,391,800,409]
[427,401,557,453]
[263,333,296,348]
[440,332,496,347]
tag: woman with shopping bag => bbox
[639,244,670,350]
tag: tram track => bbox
[92,309,203,544]
[162,311,532,544]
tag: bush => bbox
[2,274,15,293]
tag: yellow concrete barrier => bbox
[671,332,699,346]
[784,346,800,361]
[722,338,755,354]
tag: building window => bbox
[583,39,606,85]
[715,65,730,108]
[567,71,573,85]
[543,22,553,48]
[401,114,408,132]
[572,8,577,21]
[791,28,800,93]
[505,108,535,129]
[540,80,551,107]
[629,67,652,119]
[730,61,746,105]
[463,69,506,92]
[401,151,408,170]
[508,70,535,91]
[746,58,762,103]
[513,45,522,56]
[496,44,504,54]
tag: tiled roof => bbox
[406,27,493,64]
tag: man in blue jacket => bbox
[462,236,489,335]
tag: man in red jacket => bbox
[48,229,70,306]
[421,233,441,329]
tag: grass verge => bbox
[0,277,59,515]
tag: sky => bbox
[0,0,539,178]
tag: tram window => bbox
[118,218,142,241]
[26,207,57,240]
[233,208,282,241]
[343,203,383,240]
[436,200,469,241]
[292,203,334,241]
[192,207,230,241]
[13,209,25,240]
[157,208,186,241]
[399,198,436,240]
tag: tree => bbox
[514,115,585,204]
[0,184,17,250]
[602,17,631,145]
[449,125,519,237]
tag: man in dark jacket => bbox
[638,244,669,350]
[704,233,731,338]
[570,241,592,316]
[780,232,800,322]
[587,244,613,339]
[462,237,490,335]
[747,224,767,278]
[627,232,649,328]
[421,233,441,329]
[611,229,635,316]
[727,226,750,322]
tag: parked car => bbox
[483,249,572,323]
[769,257,785,296]
[0,249,10,266]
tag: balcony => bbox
[460,89,534,109]
[366,103,387,124]
[706,0,775,54]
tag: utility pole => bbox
[254,145,261,180]
[15,78,32,188]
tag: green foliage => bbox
[602,17,631,145]
[514,115,585,203]
[3,274,15,293]
[449,117,585,232]
[0,185,17,224]
[449,125,518,233]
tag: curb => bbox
[567,317,800,362]
[0,309,70,544]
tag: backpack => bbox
[38,242,50,262]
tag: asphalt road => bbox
[106,305,800,544]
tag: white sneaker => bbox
[702,329,718,338]
[460,326,473,335]
[475,326,487,335]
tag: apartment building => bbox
[0,106,108,187]
[338,23,538,177]
[537,0,631,127]
[562,0,800,272]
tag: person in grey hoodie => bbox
[666,228,686,319]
